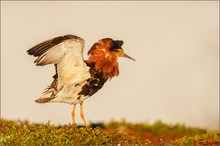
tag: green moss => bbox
[0,118,219,145]
[0,119,151,145]
[170,131,219,145]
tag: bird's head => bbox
[88,38,135,61]
[87,38,135,78]
[109,39,136,61]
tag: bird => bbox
[27,34,135,128]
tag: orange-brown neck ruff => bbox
[86,39,119,79]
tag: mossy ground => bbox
[0,119,219,145]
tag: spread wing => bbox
[27,35,91,104]
[27,35,85,66]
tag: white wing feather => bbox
[35,38,90,84]
[28,35,91,104]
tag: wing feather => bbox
[27,35,84,63]
[28,34,91,88]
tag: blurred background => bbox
[1,1,219,130]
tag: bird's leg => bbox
[71,104,76,126]
[80,102,89,129]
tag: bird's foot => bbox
[85,125,90,131]
[72,123,77,128]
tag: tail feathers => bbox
[35,88,56,103]
[35,97,54,103]
[35,79,58,103]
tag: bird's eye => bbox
[116,50,120,52]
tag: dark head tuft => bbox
[110,40,124,51]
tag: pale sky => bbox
[1,1,219,130]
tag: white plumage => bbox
[28,35,91,104]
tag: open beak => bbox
[123,53,136,61]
